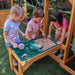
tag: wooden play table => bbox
[8,36,62,75]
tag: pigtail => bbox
[57,12,63,26]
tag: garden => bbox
[0,0,75,75]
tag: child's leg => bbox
[5,42,18,66]
[57,32,68,58]
[59,37,65,55]
[59,32,67,54]
[13,58,17,66]
[5,43,12,50]
[60,49,63,54]
[53,30,61,54]
[55,30,61,41]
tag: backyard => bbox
[0,0,75,75]
[0,25,71,75]
[0,6,73,75]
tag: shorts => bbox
[55,30,68,38]
[5,39,22,50]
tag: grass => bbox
[0,7,74,75]
[0,28,70,75]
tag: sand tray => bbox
[34,38,56,50]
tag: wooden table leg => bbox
[18,62,23,75]
[8,48,14,71]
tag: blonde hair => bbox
[7,4,25,18]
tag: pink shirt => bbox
[25,19,42,40]
[51,17,68,33]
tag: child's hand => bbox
[12,42,18,48]
[28,38,31,40]
[22,33,25,37]
[47,35,51,39]
[42,33,46,39]
[57,41,62,44]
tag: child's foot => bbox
[13,59,17,66]
[52,51,58,54]
[57,53,64,58]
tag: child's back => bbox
[3,4,25,66]
[25,7,45,40]
[47,10,69,58]
[4,19,20,43]
[25,19,42,39]
[3,4,25,49]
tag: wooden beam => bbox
[73,25,75,36]
[43,0,49,34]
[60,62,75,75]
[63,1,75,62]
[8,48,14,71]
[11,0,13,7]
[17,0,19,5]
[61,44,66,50]
[49,8,71,14]
[18,63,23,75]
[14,67,19,75]
[69,0,73,5]
[22,61,33,72]
[24,0,27,18]
[49,54,63,63]
[64,56,75,64]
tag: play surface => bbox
[11,36,58,62]
[35,38,56,50]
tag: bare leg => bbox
[60,49,64,54]
[55,33,61,41]
[59,36,65,54]
[53,33,61,54]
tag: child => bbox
[25,7,45,40]
[3,5,25,66]
[47,10,69,58]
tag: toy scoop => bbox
[18,43,24,50]
[21,53,27,58]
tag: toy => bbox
[18,43,24,50]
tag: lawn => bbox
[0,7,73,75]
[0,26,70,75]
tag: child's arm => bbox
[40,27,45,36]
[27,31,32,40]
[57,28,66,44]
[19,29,25,37]
[47,22,54,38]
[3,31,18,48]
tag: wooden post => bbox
[17,0,19,5]
[24,0,27,18]
[7,0,10,8]
[20,0,27,23]
[42,0,49,34]
[8,48,14,71]
[69,0,73,5]
[18,63,23,75]
[11,0,13,7]
[63,0,75,62]
[73,25,75,36]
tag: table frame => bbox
[8,44,66,75]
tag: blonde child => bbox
[3,5,25,66]
[47,10,69,58]
[25,7,45,40]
